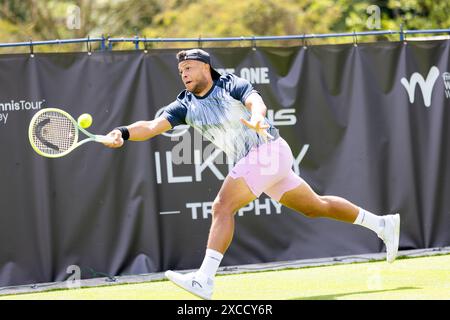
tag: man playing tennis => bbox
[104,49,400,300]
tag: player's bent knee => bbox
[211,200,234,219]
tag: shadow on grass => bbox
[290,286,421,300]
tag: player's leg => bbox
[277,179,361,222]
[206,175,257,253]
[266,173,400,263]
[165,175,257,299]
[165,137,293,299]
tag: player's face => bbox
[178,60,210,95]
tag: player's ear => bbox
[204,63,212,78]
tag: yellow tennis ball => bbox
[77,113,93,129]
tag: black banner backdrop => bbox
[0,41,449,287]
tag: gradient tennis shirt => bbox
[162,73,280,163]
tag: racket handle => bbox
[94,135,116,144]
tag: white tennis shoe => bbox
[378,214,400,263]
[165,270,214,300]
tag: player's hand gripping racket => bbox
[28,108,114,158]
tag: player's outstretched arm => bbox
[104,116,172,148]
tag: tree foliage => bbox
[0,0,449,52]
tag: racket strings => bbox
[30,111,77,155]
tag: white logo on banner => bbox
[0,99,45,125]
[215,67,270,84]
[400,66,439,107]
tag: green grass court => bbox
[1,254,449,300]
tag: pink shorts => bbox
[229,137,304,201]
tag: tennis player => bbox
[104,49,400,300]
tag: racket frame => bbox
[28,108,113,158]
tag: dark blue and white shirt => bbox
[162,73,279,162]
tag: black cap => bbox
[177,49,221,80]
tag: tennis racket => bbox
[28,108,114,158]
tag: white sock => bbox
[198,249,223,280]
[353,208,385,237]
